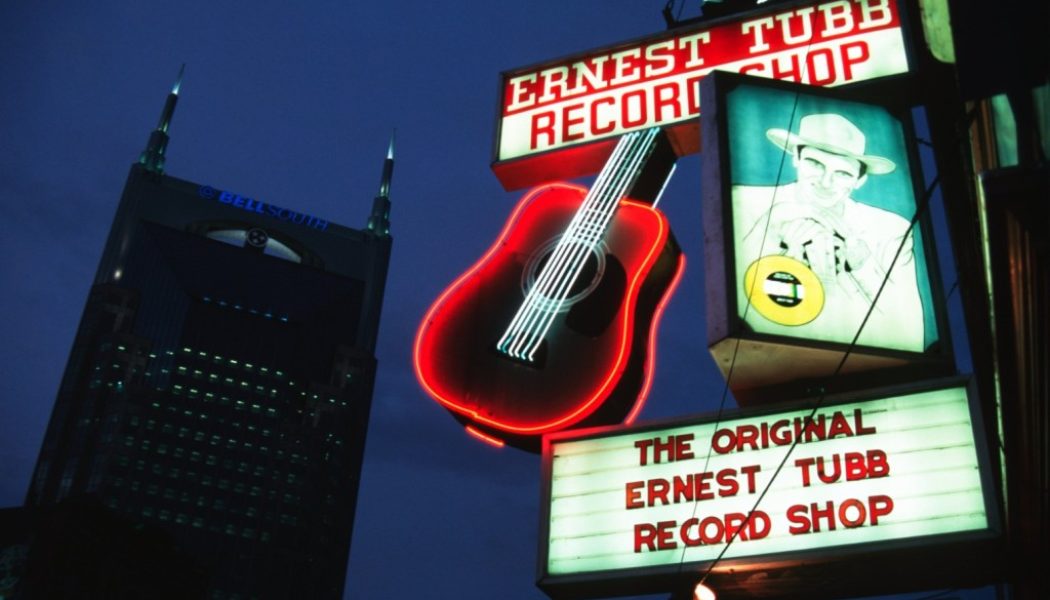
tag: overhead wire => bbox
[667,13,946,585]
[696,173,942,586]
[673,14,817,580]
[671,77,807,575]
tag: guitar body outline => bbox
[413,182,684,451]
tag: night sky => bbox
[0,2,991,599]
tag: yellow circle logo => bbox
[742,256,824,326]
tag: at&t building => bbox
[24,72,393,599]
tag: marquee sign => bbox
[494,0,912,190]
[539,381,997,596]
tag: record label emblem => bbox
[743,256,824,326]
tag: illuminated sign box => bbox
[700,71,953,404]
[494,0,915,190]
[538,380,1000,599]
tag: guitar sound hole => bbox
[521,238,607,312]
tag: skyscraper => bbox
[25,70,393,598]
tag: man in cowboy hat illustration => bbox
[733,113,924,351]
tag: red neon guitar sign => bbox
[414,128,683,451]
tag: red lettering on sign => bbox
[712,428,735,454]
[633,520,678,552]
[787,495,896,534]
[839,40,869,79]
[635,433,694,465]
[625,480,644,509]
[737,424,759,451]
[653,82,682,122]
[870,494,894,524]
[716,468,739,497]
[561,103,586,142]
[634,522,657,552]
[641,511,772,552]
[838,498,867,527]
[623,465,761,509]
[530,112,555,150]
[590,96,616,135]
[740,463,760,494]
[634,438,654,465]
[715,410,879,454]
[499,0,907,169]
[795,450,891,486]
[648,478,670,506]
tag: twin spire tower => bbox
[138,65,395,236]
[25,64,395,599]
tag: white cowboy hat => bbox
[766,113,896,175]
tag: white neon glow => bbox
[499,134,641,359]
[509,130,656,360]
[497,134,634,359]
[651,162,676,210]
[172,63,185,95]
[496,134,637,359]
[497,128,661,361]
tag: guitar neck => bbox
[496,127,669,363]
[565,127,662,245]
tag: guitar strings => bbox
[525,128,655,359]
[499,127,660,361]
[503,132,639,358]
[497,133,635,357]
[496,131,638,358]
[502,133,642,360]
[498,129,639,358]
[521,129,657,359]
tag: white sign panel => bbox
[542,384,991,578]
[498,0,910,163]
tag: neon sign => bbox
[414,129,684,452]
[495,0,910,185]
[540,382,995,586]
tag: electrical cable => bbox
[660,7,951,593]
[667,36,944,582]
[946,278,959,301]
[671,80,806,575]
[697,173,942,586]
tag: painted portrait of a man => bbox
[728,87,936,352]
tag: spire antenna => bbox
[379,130,395,197]
[367,130,395,236]
[139,64,184,174]
[171,63,185,96]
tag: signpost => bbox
[539,380,999,598]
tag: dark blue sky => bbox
[0,2,991,599]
